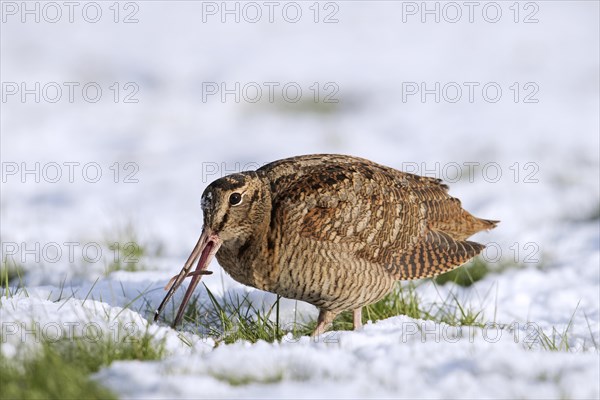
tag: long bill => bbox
[154,229,222,327]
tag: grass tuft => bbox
[0,258,26,284]
[103,224,163,274]
[0,323,166,399]
[1,343,117,400]
[177,280,489,345]
[54,326,166,372]
[336,283,424,330]
[272,97,341,115]
[434,257,491,287]
[182,285,312,344]
[1,259,27,298]
[529,303,580,352]
[210,370,285,386]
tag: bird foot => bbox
[311,309,336,337]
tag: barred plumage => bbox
[155,154,498,335]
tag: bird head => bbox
[154,171,271,327]
[200,171,271,243]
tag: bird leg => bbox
[312,309,336,337]
[353,308,362,330]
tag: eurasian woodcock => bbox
[154,154,498,335]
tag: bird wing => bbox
[262,155,488,280]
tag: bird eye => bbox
[229,192,242,206]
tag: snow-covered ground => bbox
[1,1,599,398]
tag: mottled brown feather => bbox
[262,155,495,281]
[194,154,497,333]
